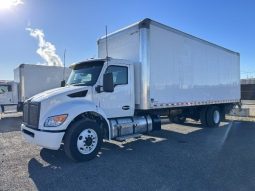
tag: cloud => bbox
[26,28,63,67]
[0,0,24,9]
[13,0,24,6]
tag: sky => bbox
[0,0,254,80]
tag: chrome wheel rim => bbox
[77,128,98,155]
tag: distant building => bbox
[241,78,255,100]
[241,78,255,85]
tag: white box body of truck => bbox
[14,64,71,103]
[98,19,240,110]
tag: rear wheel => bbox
[221,110,226,122]
[64,119,103,162]
[200,107,208,127]
[206,106,221,127]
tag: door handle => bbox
[122,105,130,110]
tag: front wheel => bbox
[64,119,103,162]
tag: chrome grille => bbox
[23,103,29,123]
[22,102,40,129]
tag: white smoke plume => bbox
[12,0,24,6]
[0,0,24,9]
[26,28,63,67]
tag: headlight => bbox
[44,114,68,127]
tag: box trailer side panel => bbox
[98,20,240,110]
[13,67,21,102]
[149,23,240,109]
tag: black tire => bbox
[200,107,208,127]
[64,119,103,162]
[206,106,221,127]
[221,110,226,122]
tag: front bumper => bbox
[21,124,65,150]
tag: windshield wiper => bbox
[68,82,91,86]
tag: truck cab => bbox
[67,58,135,118]
[21,58,156,161]
[0,81,18,113]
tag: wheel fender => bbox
[40,100,110,135]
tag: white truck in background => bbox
[0,80,18,113]
[0,64,71,113]
[21,18,240,162]
[14,64,71,111]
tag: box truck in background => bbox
[14,64,71,110]
[21,18,240,161]
[0,64,71,113]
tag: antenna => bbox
[105,25,109,66]
[63,48,66,81]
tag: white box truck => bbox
[14,64,71,110]
[21,19,240,161]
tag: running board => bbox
[115,134,142,141]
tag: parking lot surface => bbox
[1,115,255,191]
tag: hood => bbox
[29,85,90,103]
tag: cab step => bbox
[115,134,142,141]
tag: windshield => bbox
[66,61,104,86]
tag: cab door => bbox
[0,84,13,105]
[96,64,134,118]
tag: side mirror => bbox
[103,73,114,92]
[61,80,66,87]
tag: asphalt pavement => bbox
[1,115,255,191]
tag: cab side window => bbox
[105,66,128,86]
[0,85,11,94]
